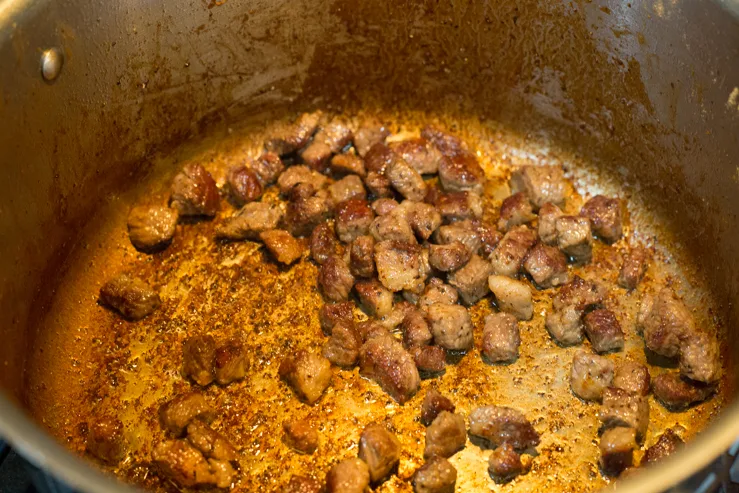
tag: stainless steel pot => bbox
[1,0,738,491]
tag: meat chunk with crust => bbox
[652,373,715,410]
[599,387,650,440]
[489,226,538,277]
[186,420,238,461]
[482,313,520,363]
[583,309,624,353]
[335,198,374,243]
[285,476,323,493]
[226,166,262,206]
[613,361,650,396]
[159,393,215,436]
[619,247,649,290]
[354,121,390,157]
[642,429,683,466]
[265,111,322,156]
[214,341,248,386]
[365,171,394,199]
[580,195,623,243]
[323,321,362,367]
[498,192,535,231]
[127,205,178,252]
[428,241,471,272]
[424,411,466,459]
[152,439,236,489]
[278,166,328,195]
[418,278,459,312]
[319,301,354,335]
[599,427,636,476]
[553,276,607,311]
[433,219,481,255]
[435,191,483,223]
[364,142,396,174]
[260,229,303,265]
[330,153,366,177]
[169,163,220,217]
[358,423,401,484]
[386,155,428,201]
[359,336,421,403]
[488,442,527,483]
[403,201,442,240]
[99,274,161,321]
[370,210,416,243]
[468,406,540,450]
[570,350,614,401]
[250,152,285,185]
[538,202,564,245]
[478,222,503,257]
[216,202,282,241]
[182,335,216,386]
[488,275,533,321]
[87,417,127,464]
[326,458,370,493]
[426,303,473,351]
[412,346,446,375]
[375,240,428,292]
[310,222,339,265]
[318,256,355,301]
[283,418,319,454]
[509,165,567,209]
[372,198,399,216]
[401,307,433,348]
[438,153,485,193]
[300,119,353,172]
[390,138,443,175]
[284,192,331,238]
[279,350,333,404]
[328,175,367,206]
[556,216,593,264]
[523,243,569,288]
[679,331,721,384]
[349,235,376,278]
[421,388,455,426]
[421,126,469,156]
[413,456,457,493]
[355,279,394,318]
[448,254,493,305]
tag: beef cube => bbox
[364,171,394,198]
[310,222,340,265]
[402,201,442,241]
[330,153,366,177]
[426,304,473,351]
[318,256,355,301]
[418,278,459,312]
[448,254,494,305]
[509,165,567,209]
[424,411,466,459]
[364,142,396,174]
[283,418,319,454]
[636,288,692,359]
[265,111,322,156]
[186,420,238,461]
[580,195,623,243]
[278,165,328,195]
[319,301,354,335]
[523,243,569,288]
[583,309,624,353]
[153,439,236,488]
[498,192,536,231]
[599,427,636,476]
[489,226,538,277]
[169,163,220,217]
[679,331,721,384]
[285,193,332,238]
[370,210,416,243]
[300,119,353,172]
[434,219,482,255]
[642,429,683,466]
[250,152,285,185]
[226,166,262,206]
[570,351,614,401]
[613,361,650,396]
[278,350,333,404]
[127,205,178,252]
[182,335,216,386]
[323,321,362,367]
[372,198,399,216]
[482,313,520,363]
[349,235,376,278]
[428,241,471,272]
[214,341,248,386]
[354,121,390,157]
[421,388,456,426]
[99,274,160,321]
[355,279,393,317]
[488,442,527,483]
[546,304,585,345]
[335,198,374,243]
[618,247,649,290]
[488,275,533,321]
[375,240,428,292]
[87,417,127,464]
[159,393,215,436]
[413,456,457,493]
[537,202,564,245]
[553,276,606,311]
[420,126,469,156]
[329,175,367,206]
[652,372,715,410]
[386,155,428,201]
[260,229,303,265]
[599,387,650,440]
[326,458,370,493]
[358,423,401,484]
[390,138,443,175]
[477,222,503,257]
[438,153,485,193]
[357,319,393,342]
[401,307,433,348]
[556,216,593,264]
[468,406,540,450]
[436,191,483,222]
[412,346,446,375]
[285,476,323,493]
[359,336,420,403]
[216,202,282,241]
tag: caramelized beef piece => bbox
[186,420,238,461]
[260,229,303,265]
[580,195,623,243]
[87,417,127,464]
[285,475,324,493]
[413,456,457,493]
[323,321,362,367]
[418,278,459,312]
[318,256,355,301]
[448,254,493,305]
[216,202,283,241]
[328,175,367,206]
[127,205,178,252]
[283,418,319,454]
[284,192,332,238]
[412,346,447,375]
[358,423,401,484]
[498,192,536,231]
[364,171,394,199]
[279,350,333,404]
[509,165,567,209]
[477,221,503,257]
[599,387,650,441]
[599,427,636,476]
[433,219,481,254]
[265,111,322,156]
[545,305,584,346]
[537,202,564,245]
[435,191,483,223]
[364,142,396,174]
[319,301,354,335]
[278,166,328,195]
[349,235,376,278]
[618,247,649,290]
[226,166,262,206]
[250,152,285,185]
[468,406,540,450]
[99,274,160,321]
[182,335,216,386]
[390,138,443,175]
[424,411,466,459]
[420,126,469,155]
[680,331,721,384]
[159,393,215,436]
[438,153,485,193]
[488,275,533,321]
[570,350,614,401]
[401,307,433,348]
[386,156,428,201]
[375,240,429,292]
[482,313,520,363]
[523,243,569,288]
[330,153,367,177]
[310,222,340,265]
[301,119,353,172]
[488,443,527,483]
[153,439,236,488]
[359,335,420,403]
[428,241,471,272]
[335,198,374,243]
[357,319,393,342]
[652,373,715,410]
[326,458,370,493]
[372,198,399,216]
[642,429,684,466]
[553,276,606,311]
[612,361,650,396]
[556,216,593,264]
[421,388,456,426]
[169,163,220,217]
[583,309,624,353]
[213,341,248,386]
[402,201,443,241]
[354,121,390,157]
[489,226,537,277]
[426,303,473,351]
[370,208,416,243]
[355,279,393,318]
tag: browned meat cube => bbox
[358,423,401,484]
[498,192,536,231]
[448,254,493,305]
[285,476,324,493]
[310,222,340,265]
[279,350,333,404]
[215,202,282,241]
[326,458,370,493]
[355,279,393,318]
[284,194,332,238]
[523,243,569,288]
[489,226,538,277]
[618,247,649,290]
[468,406,540,450]
[169,163,220,217]
[599,387,650,440]
[214,341,248,386]
[226,166,262,206]
[482,313,520,363]
[641,429,683,466]
[652,372,715,410]
[318,256,355,301]
[553,276,606,311]
[428,241,471,272]
[390,138,443,175]
[182,335,216,386]
[349,235,376,278]
[319,301,354,335]
[301,119,353,172]
[556,216,593,264]
[402,201,442,241]
[357,319,393,342]
[86,417,127,464]
[426,304,473,351]
[438,153,485,193]
[537,202,564,245]
[250,152,285,185]
[613,361,650,396]
[420,125,469,156]
[375,240,428,292]
[680,331,721,384]
[509,165,567,209]
[364,142,396,174]
[372,198,399,216]
[99,274,160,321]
[354,120,390,157]
[159,392,215,436]
[545,305,584,346]
[420,389,455,427]
[401,307,433,348]
[435,191,483,222]
[283,418,319,454]
[599,427,636,476]
[434,219,481,255]
[265,111,322,156]
[477,221,503,257]
[424,411,466,459]
[260,229,303,265]
[323,321,362,367]
[637,288,692,359]
[570,350,614,401]
[413,456,457,493]
[330,153,367,177]
[418,278,459,312]
[153,439,236,489]
[369,209,416,243]
[127,205,178,252]
[186,420,238,461]
[580,195,623,243]
[386,156,427,201]
[488,443,528,483]
[583,309,624,353]
[488,275,533,321]
[335,198,374,243]
[364,171,394,199]
[359,335,420,403]
[278,166,328,195]
[412,346,446,375]
[329,175,367,206]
